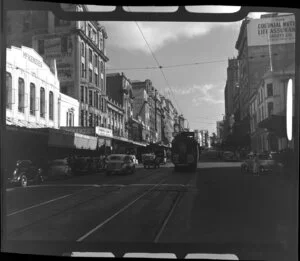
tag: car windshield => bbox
[2,2,298,260]
[108,155,124,161]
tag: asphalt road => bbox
[3,161,298,260]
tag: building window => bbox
[89,90,93,106]
[85,111,88,126]
[61,36,68,53]
[30,83,36,115]
[89,113,93,127]
[6,72,12,109]
[89,49,92,64]
[94,92,98,108]
[81,62,85,78]
[66,112,69,126]
[81,110,85,126]
[80,86,84,102]
[99,33,104,51]
[85,87,88,103]
[268,102,274,117]
[38,40,44,55]
[100,61,104,74]
[40,87,45,118]
[95,72,98,86]
[267,83,273,97]
[94,54,98,68]
[18,78,25,113]
[89,69,93,83]
[49,91,54,120]
[88,24,92,38]
[81,42,85,57]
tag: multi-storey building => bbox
[235,13,295,148]
[250,63,295,153]
[106,72,134,139]
[7,4,109,129]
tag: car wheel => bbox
[21,175,28,187]
[144,165,146,169]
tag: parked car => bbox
[143,153,160,169]
[45,158,72,179]
[241,153,283,175]
[7,160,44,187]
[106,154,135,175]
[129,155,139,165]
[223,151,238,161]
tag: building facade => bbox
[234,13,295,149]
[7,4,109,130]
[6,46,60,129]
[251,64,295,153]
[106,72,134,139]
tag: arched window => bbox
[6,72,12,109]
[18,78,25,113]
[49,91,54,120]
[30,83,36,115]
[40,87,45,118]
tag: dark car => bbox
[143,154,160,169]
[7,160,44,187]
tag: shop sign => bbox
[247,15,295,46]
[96,126,113,138]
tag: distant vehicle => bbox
[7,160,44,187]
[223,151,238,161]
[171,132,199,171]
[46,158,72,178]
[106,154,135,175]
[241,153,283,174]
[143,153,160,169]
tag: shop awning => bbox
[258,115,287,138]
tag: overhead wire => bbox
[127,6,184,119]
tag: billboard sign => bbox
[95,126,113,138]
[37,34,74,82]
[247,15,295,46]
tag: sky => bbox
[87,6,267,134]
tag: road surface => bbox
[3,161,297,260]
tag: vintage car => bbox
[7,160,44,187]
[143,153,161,169]
[106,154,135,175]
[241,153,283,175]
[223,151,238,161]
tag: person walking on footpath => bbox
[252,153,259,176]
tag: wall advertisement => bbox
[247,15,295,46]
[40,34,74,83]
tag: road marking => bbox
[7,194,72,217]
[76,178,167,242]
[154,192,183,243]
[7,186,95,217]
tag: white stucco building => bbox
[6,46,60,128]
[6,45,79,129]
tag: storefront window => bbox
[6,72,12,109]
[18,78,25,113]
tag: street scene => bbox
[2,3,298,261]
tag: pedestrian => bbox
[253,153,259,176]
